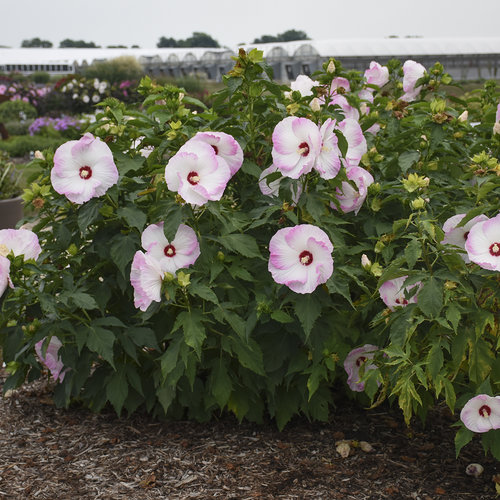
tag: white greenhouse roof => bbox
[0,38,499,68]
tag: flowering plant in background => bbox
[1,51,500,461]
[35,337,67,382]
[29,115,82,139]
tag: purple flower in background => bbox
[268,224,334,294]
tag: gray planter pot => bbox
[0,196,23,229]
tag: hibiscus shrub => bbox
[1,50,500,458]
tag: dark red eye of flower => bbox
[299,250,313,266]
[395,297,408,305]
[298,142,310,157]
[463,231,469,241]
[489,243,500,257]
[79,166,92,179]
[479,405,492,418]
[212,145,219,155]
[164,244,176,257]
[356,356,367,367]
[187,171,200,185]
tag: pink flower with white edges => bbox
[165,140,231,206]
[441,213,489,263]
[460,394,500,433]
[51,133,119,204]
[130,251,164,311]
[337,119,367,168]
[268,224,334,294]
[0,228,41,260]
[314,119,341,180]
[0,255,12,298]
[290,74,319,97]
[465,212,500,271]
[401,60,426,102]
[331,166,374,215]
[258,164,302,204]
[187,131,243,177]
[271,117,322,179]
[364,62,389,89]
[344,344,378,392]
[35,337,67,382]
[494,103,500,135]
[141,222,200,275]
[379,276,421,311]
[496,103,500,123]
[329,94,360,121]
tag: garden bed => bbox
[0,373,498,499]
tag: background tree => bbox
[83,55,143,84]
[157,32,220,48]
[59,39,100,48]
[21,38,53,48]
[253,29,309,44]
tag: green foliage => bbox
[253,29,309,44]
[0,135,65,157]
[59,39,100,48]
[21,38,53,48]
[83,56,144,84]
[157,32,220,48]
[1,51,500,461]
[0,100,37,122]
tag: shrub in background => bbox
[1,51,500,460]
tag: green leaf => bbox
[77,199,102,233]
[189,282,218,304]
[481,429,500,461]
[271,310,294,323]
[229,336,265,375]
[127,327,159,350]
[106,369,128,415]
[294,294,322,338]
[210,361,233,408]
[446,305,461,332]
[404,239,421,269]
[417,277,443,318]
[222,309,247,339]
[117,205,147,231]
[71,292,98,310]
[468,337,493,384]
[426,341,444,381]
[307,364,327,401]
[455,426,474,458]
[173,310,206,357]
[217,234,262,258]
[398,151,420,173]
[156,385,176,414]
[110,233,139,277]
[87,327,115,368]
[162,205,183,241]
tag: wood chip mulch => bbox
[0,376,498,500]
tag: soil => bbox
[0,375,498,500]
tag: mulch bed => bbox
[0,376,498,499]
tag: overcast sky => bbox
[1,0,499,49]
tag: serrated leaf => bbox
[210,361,233,408]
[454,426,474,458]
[404,239,421,269]
[71,292,98,310]
[398,151,420,173]
[294,294,322,338]
[271,310,294,323]
[127,327,160,350]
[468,337,493,384]
[77,199,102,233]
[417,277,443,318]
[87,327,115,368]
[426,341,444,380]
[174,310,206,357]
[190,282,219,304]
[229,336,265,375]
[106,369,128,415]
[218,234,262,258]
[117,205,147,231]
[110,233,138,277]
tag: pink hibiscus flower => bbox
[51,133,119,204]
[130,251,164,311]
[364,61,389,89]
[268,224,334,294]
[460,394,500,433]
[141,222,200,275]
[0,228,41,260]
[35,337,67,382]
[464,212,500,271]
[401,60,426,102]
[331,166,374,215]
[344,344,379,392]
[379,276,421,311]
[165,140,231,206]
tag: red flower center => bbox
[356,356,367,367]
[212,145,219,155]
[79,165,92,179]
[489,242,500,257]
[187,171,200,185]
[164,244,176,257]
[298,142,310,157]
[395,297,409,305]
[479,404,492,418]
[299,250,313,266]
[463,231,469,241]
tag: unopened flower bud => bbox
[374,241,385,253]
[361,254,372,270]
[458,110,468,122]
[411,197,426,210]
[309,97,321,112]
[327,60,336,74]
[34,150,45,160]
[177,271,190,287]
[493,122,500,135]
